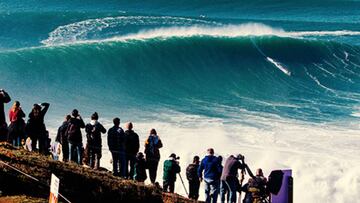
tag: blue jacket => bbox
[198,155,222,181]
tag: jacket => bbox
[107,126,125,152]
[221,155,245,181]
[0,91,11,125]
[56,121,69,144]
[198,155,222,181]
[134,157,147,182]
[186,163,200,182]
[85,120,106,147]
[66,116,85,144]
[144,134,163,162]
[26,103,50,137]
[163,158,181,182]
[125,130,140,156]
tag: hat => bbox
[169,153,177,159]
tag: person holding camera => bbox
[66,109,85,164]
[0,89,11,141]
[163,153,181,193]
[26,102,50,154]
[220,154,246,203]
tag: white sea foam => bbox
[45,112,360,203]
[41,16,360,46]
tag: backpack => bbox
[186,164,199,182]
[66,121,77,140]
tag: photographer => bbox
[26,102,50,154]
[0,89,11,141]
[163,153,181,193]
[220,154,246,203]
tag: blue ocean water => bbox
[1,1,360,202]
[0,0,359,123]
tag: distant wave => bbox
[41,16,360,46]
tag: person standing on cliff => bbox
[108,117,126,177]
[124,122,140,179]
[144,128,163,184]
[0,89,11,141]
[26,102,50,154]
[8,101,25,147]
[66,109,85,164]
[85,112,106,169]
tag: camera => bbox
[176,156,180,160]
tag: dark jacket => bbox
[186,163,200,182]
[66,116,85,144]
[144,134,163,162]
[134,157,147,182]
[221,155,245,181]
[26,103,50,138]
[0,90,11,125]
[163,158,181,182]
[107,126,125,152]
[198,155,222,181]
[85,121,106,148]
[56,121,69,144]
[125,130,140,156]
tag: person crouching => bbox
[163,153,181,193]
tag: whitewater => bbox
[0,1,360,202]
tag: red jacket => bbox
[9,108,25,123]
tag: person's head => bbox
[193,155,200,164]
[207,148,214,155]
[91,112,99,120]
[72,109,79,117]
[113,117,120,127]
[32,104,41,116]
[12,101,20,110]
[150,128,157,135]
[218,155,223,164]
[65,114,71,121]
[169,153,177,159]
[256,168,264,177]
[126,122,133,130]
[236,154,244,161]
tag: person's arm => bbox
[198,159,204,181]
[19,108,25,118]
[100,124,106,134]
[245,164,255,179]
[107,128,113,150]
[175,162,181,173]
[0,90,11,103]
[41,103,50,116]
[135,133,140,153]
[156,137,163,149]
[79,117,85,128]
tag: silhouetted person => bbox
[144,128,163,184]
[124,122,139,179]
[163,153,181,193]
[8,101,25,147]
[85,112,106,169]
[134,152,147,182]
[26,102,50,154]
[0,89,11,141]
[56,115,71,162]
[108,117,126,177]
[186,155,201,200]
[66,109,85,164]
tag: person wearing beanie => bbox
[67,109,85,164]
[163,153,181,193]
